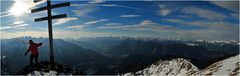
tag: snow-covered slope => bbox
[27,71,58,76]
[124,58,199,75]
[196,54,239,75]
[17,61,84,75]
[124,55,239,76]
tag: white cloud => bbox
[65,19,108,30]
[105,23,122,26]
[89,0,105,4]
[101,4,142,11]
[164,18,238,30]
[72,4,117,7]
[181,6,227,20]
[211,1,239,12]
[163,19,185,24]
[73,9,96,17]
[84,19,109,25]
[99,18,238,40]
[120,15,140,18]
[230,13,239,19]
[158,5,172,17]
[101,4,118,7]
[178,15,192,18]
[187,21,238,31]
[136,20,174,30]
[98,20,174,30]
[97,23,124,29]
[72,4,99,18]
[1,29,113,39]
[7,0,46,16]
[71,4,142,13]
[97,23,123,29]
[0,13,12,18]
[0,11,9,15]
[53,17,78,25]
[66,25,90,30]
[13,21,24,25]
[1,0,46,17]
[0,24,29,30]
[15,27,27,30]
[71,4,89,7]
[163,18,239,40]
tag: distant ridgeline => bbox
[1,37,239,75]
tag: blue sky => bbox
[0,0,239,40]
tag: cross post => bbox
[31,0,70,69]
[47,0,54,68]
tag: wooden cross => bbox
[31,0,70,69]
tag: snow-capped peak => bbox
[124,54,239,76]
[124,58,199,76]
[185,43,199,46]
[27,70,57,76]
[196,54,239,75]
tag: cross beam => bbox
[31,0,70,69]
[31,2,70,13]
[35,14,66,22]
[34,0,41,3]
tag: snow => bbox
[1,56,6,59]
[27,70,57,75]
[198,55,239,75]
[213,55,238,74]
[125,58,199,75]
[185,43,199,46]
[124,54,239,76]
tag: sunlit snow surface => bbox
[125,55,239,76]
[198,55,239,75]
[27,71,58,75]
[124,58,199,75]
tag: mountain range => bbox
[1,37,239,75]
[124,54,239,75]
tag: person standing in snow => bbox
[25,40,42,67]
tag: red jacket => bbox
[28,43,41,56]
